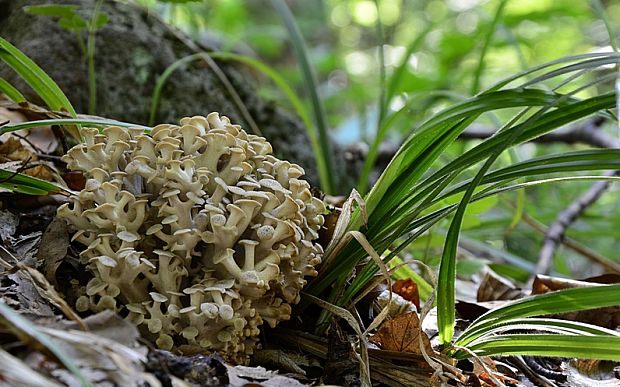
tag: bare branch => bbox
[533,170,619,277]
[460,117,620,276]
[520,213,620,273]
[459,117,620,149]
[523,117,619,277]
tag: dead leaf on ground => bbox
[477,269,524,302]
[392,278,420,310]
[565,358,620,386]
[0,348,64,387]
[0,136,56,181]
[36,325,161,386]
[470,356,520,387]
[1,271,55,318]
[0,99,68,149]
[0,137,34,162]
[0,307,165,387]
[146,349,227,386]
[370,312,434,355]
[0,160,55,183]
[532,273,620,295]
[253,349,308,377]
[227,365,307,387]
[531,274,596,294]
[62,171,86,191]
[36,218,70,287]
[0,209,19,242]
[16,263,85,328]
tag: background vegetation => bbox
[139,0,620,284]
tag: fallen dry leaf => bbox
[532,274,620,295]
[0,136,56,181]
[36,218,70,287]
[477,269,524,302]
[370,312,434,355]
[0,348,64,387]
[16,263,85,329]
[0,137,33,162]
[392,278,420,309]
[531,274,594,294]
[227,365,307,387]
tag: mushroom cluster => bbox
[57,113,325,362]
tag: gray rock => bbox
[0,0,353,189]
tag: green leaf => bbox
[363,88,570,224]
[465,318,620,339]
[456,284,620,346]
[437,149,620,202]
[0,37,79,139]
[23,4,78,18]
[0,77,26,103]
[463,334,620,361]
[0,118,150,136]
[305,52,620,335]
[0,37,75,115]
[0,170,67,195]
[323,174,620,326]
[93,13,109,29]
[471,0,508,94]
[58,15,89,31]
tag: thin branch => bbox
[533,170,618,277]
[460,117,620,276]
[459,117,620,148]
[367,118,620,170]
[520,213,620,273]
[530,115,619,277]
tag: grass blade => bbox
[457,284,620,346]
[0,38,76,115]
[471,0,508,94]
[464,318,620,340]
[271,0,335,194]
[374,0,387,135]
[437,113,523,345]
[0,37,80,140]
[0,169,69,195]
[0,118,150,135]
[0,77,26,103]
[462,334,620,360]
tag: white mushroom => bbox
[57,113,326,364]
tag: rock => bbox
[0,0,350,188]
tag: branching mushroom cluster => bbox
[57,113,325,362]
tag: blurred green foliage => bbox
[135,0,619,283]
[139,0,617,137]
